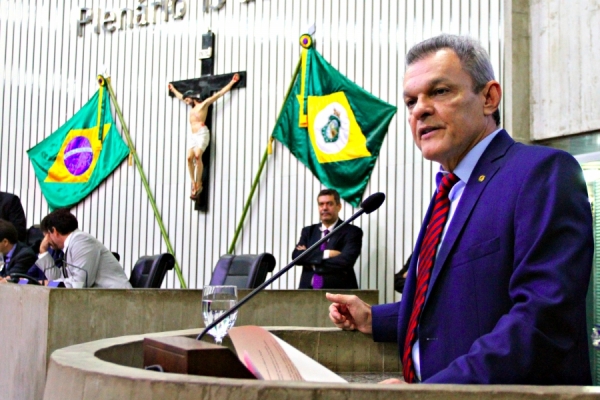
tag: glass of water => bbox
[202,285,238,345]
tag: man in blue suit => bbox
[327,34,593,385]
[0,219,37,281]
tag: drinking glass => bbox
[592,325,600,349]
[202,285,238,345]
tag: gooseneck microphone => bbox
[197,192,385,341]
[43,258,89,288]
[60,258,89,288]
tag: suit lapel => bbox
[324,219,344,249]
[7,243,17,268]
[426,131,514,298]
[5,242,21,272]
[310,224,322,247]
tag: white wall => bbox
[0,0,503,303]
[530,0,600,140]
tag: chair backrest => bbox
[129,253,175,288]
[26,225,44,254]
[209,253,276,289]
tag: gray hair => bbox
[317,188,341,205]
[406,34,500,125]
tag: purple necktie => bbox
[313,229,329,289]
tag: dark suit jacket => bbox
[0,192,27,242]
[1,242,37,278]
[292,220,363,289]
[372,131,593,384]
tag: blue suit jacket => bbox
[372,131,593,384]
[0,242,37,278]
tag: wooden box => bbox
[143,336,255,379]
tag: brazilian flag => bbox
[271,34,397,207]
[27,84,129,210]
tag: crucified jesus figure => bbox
[168,73,239,200]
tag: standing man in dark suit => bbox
[0,219,37,281]
[0,191,27,242]
[327,34,592,384]
[293,189,363,290]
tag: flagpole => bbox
[99,75,187,289]
[227,58,302,254]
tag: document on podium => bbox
[228,326,347,383]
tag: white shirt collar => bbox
[62,229,80,251]
[321,219,339,231]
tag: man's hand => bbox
[329,250,341,258]
[379,378,407,384]
[232,73,240,82]
[326,293,373,334]
[39,234,50,254]
[296,244,307,251]
[167,83,174,91]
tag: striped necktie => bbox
[402,172,460,383]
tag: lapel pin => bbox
[478,175,486,182]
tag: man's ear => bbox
[482,80,501,117]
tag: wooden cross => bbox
[169,31,246,212]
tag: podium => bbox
[0,285,378,400]
[43,327,600,400]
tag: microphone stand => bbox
[61,258,89,288]
[197,203,371,341]
[43,259,89,288]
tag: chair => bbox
[26,225,44,254]
[129,253,175,288]
[209,253,276,289]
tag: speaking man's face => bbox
[403,49,493,172]
[318,195,341,226]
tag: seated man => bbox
[0,219,37,282]
[34,209,131,288]
[293,189,363,290]
[0,191,27,242]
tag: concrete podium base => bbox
[44,327,600,400]
[0,284,377,400]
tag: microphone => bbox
[43,258,89,288]
[197,192,386,341]
[360,192,385,214]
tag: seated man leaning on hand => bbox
[34,209,131,288]
[0,219,37,282]
[293,188,363,290]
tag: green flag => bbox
[271,34,397,207]
[27,85,129,210]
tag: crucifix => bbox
[168,31,246,212]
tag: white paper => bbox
[272,335,347,383]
